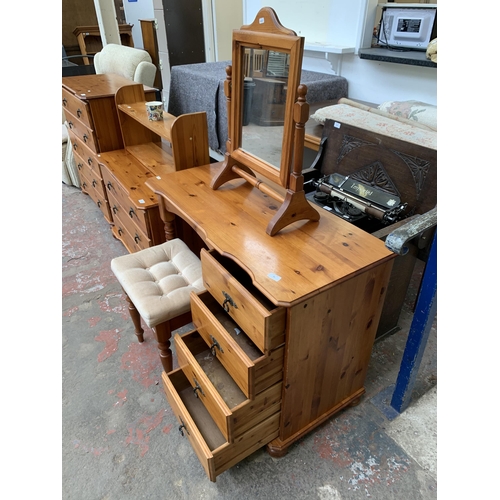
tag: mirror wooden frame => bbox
[210,7,320,236]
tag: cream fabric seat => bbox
[94,43,157,87]
[111,239,205,372]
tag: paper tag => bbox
[268,273,282,282]
[138,199,145,204]
[334,121,341,129]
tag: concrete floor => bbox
[62,182,437,499]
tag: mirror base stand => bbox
[211,153,256,190]
[266,189,320,236]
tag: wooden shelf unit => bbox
[62,74,157,226]
[98,83,209,253]
[73,24,134,65]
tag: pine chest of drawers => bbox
[62,74,157,228]
[146,165,396,482]
[163,249,286,482]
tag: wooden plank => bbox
[280,259,394,439]
[99,149,159,209]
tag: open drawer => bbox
[201,249,286,353]
[163,368,281,482]
[174,330,282,442]
[191,290,284,399]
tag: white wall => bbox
[243,0,436,105]
[148,0,436,106]
[122,0,155,49]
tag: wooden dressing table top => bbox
[146,164,395,307]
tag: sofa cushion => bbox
[310,103,436,150]
[378,100,437,131]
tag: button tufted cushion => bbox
[111,239,205,327]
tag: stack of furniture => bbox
[63,8,435,484]
[142,8,397,482]
[62,74,157,224]
[73,24,134,65]
[97,84,209,253]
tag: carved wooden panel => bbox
[317,119,437,217]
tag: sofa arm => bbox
[134,61,157,87]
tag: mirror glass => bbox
[240,48,289,170]
[213,7,305,190]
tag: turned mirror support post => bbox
[266,85,320,236]
[224,65,233,154]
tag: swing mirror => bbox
[228,8,304,189]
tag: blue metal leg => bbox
[390,231,437,413]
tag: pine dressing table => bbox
[145,163,395,480]
[143,8,397,481]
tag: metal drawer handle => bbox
[77,108,82,118]
[209,335,224,356]
[118,228,123,236]
[178,418,189,437]
[97,200,101,208]
[62,98,67,106]
[92,180,97,188]
[83,134,89,143]
[82,182,87,189]
[68,121,73,129]
[222,291,238,312]
[87,157,93,166]
[107,181,113,191]
[193,379,205,398]
[77,163,83,171]
[129,207,135,218]
[73,143,77,150]
[112,205,118,214]
[134,234,141,243]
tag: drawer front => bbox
[62,88,93,128]
[68,131,100,171]
[162,369,225,482]
[73,152,90,183]
[201,249,286,353]
[107,189,149,240]
[175,331,235,441]
[79,167,113,223]
[113,209,151,253]
[191,291,284,399]
[163,369,281,482]
[175,330,282,443]
[102,169,149,232]
[74,151,103,193]
[65,109,97,152]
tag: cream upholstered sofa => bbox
[310,98,437,150]
[94,43,157,87]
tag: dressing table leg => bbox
[157,195,177,241]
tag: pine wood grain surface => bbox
[146,164,395,307]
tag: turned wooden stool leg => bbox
[152,322,173,373]
[123,291,144,343]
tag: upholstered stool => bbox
[111,239,205,373]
